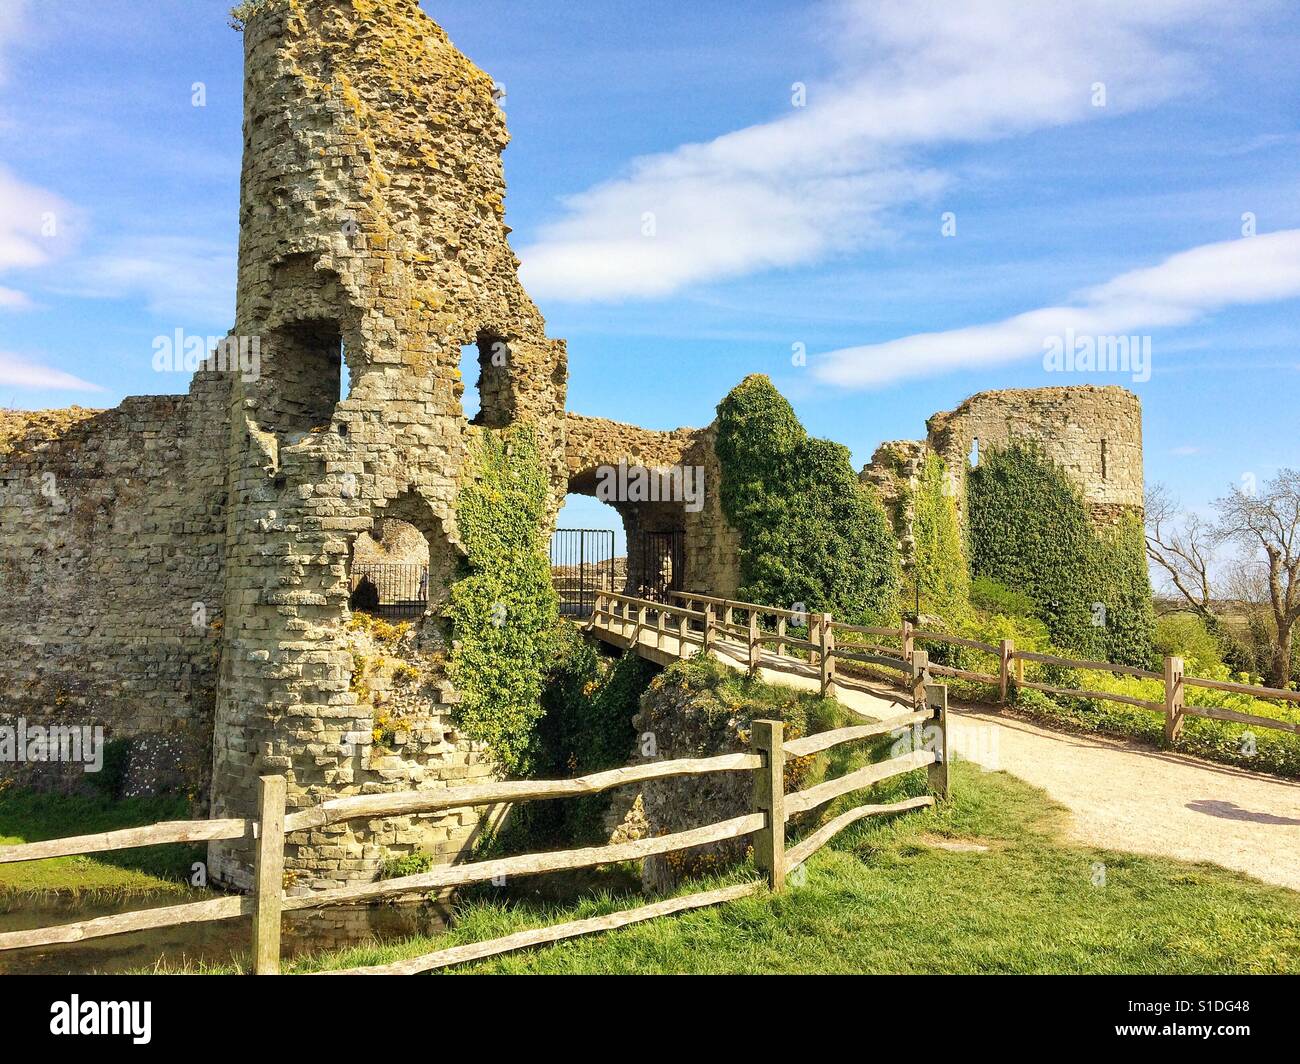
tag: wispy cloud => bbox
[813,229,1300,388]
[0,166,77,309]
[0,351,104,393]
[62,236,236,324]
[520,0,1227,302]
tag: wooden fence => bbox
[602,590,1300,743]
[0,672,948,975]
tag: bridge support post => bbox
[703,604,715,654]
[1164,655,1185,742]
[748,612,761,675]
[751,719,786,892]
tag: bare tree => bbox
[1144,483,1220,629]
[1214,469,1300,687]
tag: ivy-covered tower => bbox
[207,0,568,890]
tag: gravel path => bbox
[948,705,1300,891]
[603,622,1300,891]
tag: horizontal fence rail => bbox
[588,591,1300,744]
[0,683,948,974]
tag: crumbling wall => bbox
[0,371,231,796]
[562,413,741,598]
[207,0,568,889]
[925,385,1144,526]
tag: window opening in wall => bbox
[262,318,344,436]
[969,437,980,468]
[1101,438,1108,481]
[349,520,429,620]
[459,331,513,428]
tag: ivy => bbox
[714,375,899,625]
[448,425,560,776]
[909,452,971,626]
[967,441,1155,666]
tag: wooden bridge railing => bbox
[0,683,950,975]
[591,591,1300,742]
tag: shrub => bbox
[714,375,899,625]
[1154,614,1225,677]
[970,575,1037,619]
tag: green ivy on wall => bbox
[909,452,972,626]
[714,375,899,625]
[967,441,1155,667]
[448,425,560,776]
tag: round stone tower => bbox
[208,0,567,890]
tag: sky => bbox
[0,0,1297,551]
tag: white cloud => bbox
[520,0,1226,302]
[0,166,75,308]
[813,229,1300,388]
[0,351,104,393]
[63,236,236,324]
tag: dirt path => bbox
[948,705,1300,891]
[595,618,1300,890]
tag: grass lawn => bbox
[165,758,1300,974]
[0,788,199,902]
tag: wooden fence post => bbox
[775,615,787,658]
[809,613,822,666]
[999,638,1014,706]
[678,613,689,658]
[925,683,950,800]
[703,604,715,654]
[1164,655,1185,742]
[657,610,667,651]
[636,604,648,645]
[910,649,929,709]
[748,611,761,675]
[751,719,786,891]
[902,619,914,666]
[819,614,835,698]
[252,774,286,975]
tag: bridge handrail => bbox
[597,590,706,622]
[670,591,808,622]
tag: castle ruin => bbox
[0,1,1145,891]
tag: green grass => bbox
[150,760,1300,974]
[0,788,200,902]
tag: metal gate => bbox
[350,563,429,620]
[550,528,617,618]
[638,530,685,603]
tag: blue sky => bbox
[0,0,1297,548]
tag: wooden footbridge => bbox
[585,590,937,722]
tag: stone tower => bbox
[207,0,568,889]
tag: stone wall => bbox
[207,0,568,889]
[562,413,741,598]
[0,372,232,796]
[925,385,1144,526]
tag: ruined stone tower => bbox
[207,0,567,888]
